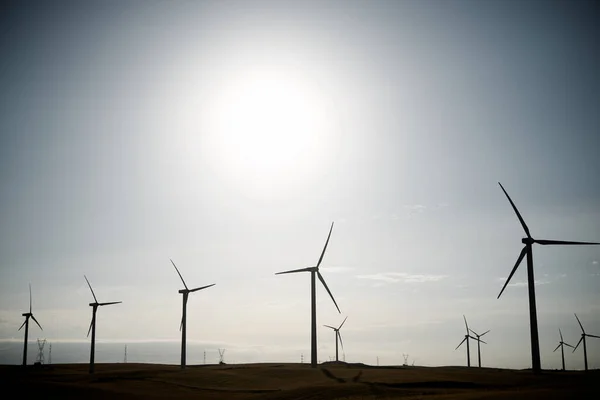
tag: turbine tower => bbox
[455,315,478,367]
[170,259,215,369]
[85,275,122,374]
[496,182,599,373]
[275,222,341,368]
[572,313,600,371]
[324,316,348,362]
[468,326,490,368]
[18,284,42,366]
[553,329,574,371]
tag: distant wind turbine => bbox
[170,259,215,369]
[572,313,600,371]
[455,315,478,367]
[553,329,574,371]
[324,316,348,362]
[18,284,42,366]
[85,275,122,374]
[275,222,341,368]
[468,326,490,368]
[496,182,599,373]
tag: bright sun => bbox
[203,68,335,196]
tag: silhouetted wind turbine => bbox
[324,316,348,362]
[496,182,599,373]
[572,313,600,371]
[18,284,42,366]
[85,275,121,374]
[455,315,478,367]
[275,222,341,368]
[468,326,489,368]
[553,329,574,371]
[170,259,215,369]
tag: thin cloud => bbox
[593,260,598,265]
[323,266,355,274]
[356,272,447,284]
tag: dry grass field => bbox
[1,362,598,399]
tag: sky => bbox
[1,0,599,369]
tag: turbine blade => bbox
[18,320,26,331]
[87,317,94,337]
[574,313,585,333]
[553,343,561,352]
[564,343,575,348]
[31,315,42,331]
[275,267,312,275]
[559,329,564,342]
[170,259,188,290]
[498,182,531,238]
[469,328,479,337]
[455,337,467,350]
[463,315,469,332]
[587,334,600,339]
[338,316,348,330]
[189,283,215,293]
[84,275,98,303]
[573,337,583,352]
[536,239,600,246]
[338,331,344,351]
[317,271,341,313]
[480,330,490,337]
[323,325,336,330]
[179,316,183,332]
[99,301,122,306]
[478,339,487,345]
[497,246,527,299]
[29,283,32,314]
[316,222,334,269]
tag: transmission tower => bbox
[218,349,226,364]
[301,353,304,364]
[376,356,379,366]
[402,353,409,366]
[204,351,206,365]
[124,345,127,363]
[48,344,52,364]
[36,339,46,364]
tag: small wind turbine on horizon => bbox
[275,222,341,368]
[170,258,215,369]
[572,313,600,371]
[468,325,490,368]
[18,284,42,366]
[496,182,599,373]
[324,316,348,362]
[455,315,479,367]
[553,329,574,371]
[85,276,121,374]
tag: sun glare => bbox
[203,68,335,196]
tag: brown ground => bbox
[1,362,597,399]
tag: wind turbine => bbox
[324,316,348,362]
[455,315,478,367]
[18,284,42,366]
[572,313,600,371]
[468,327,489,368]
[553,329,574,371]
[275,222,341,368]
[496,182,599,373]
[170,259,215,369]
[85,275,122,374]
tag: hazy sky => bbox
[1,0,599,369]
